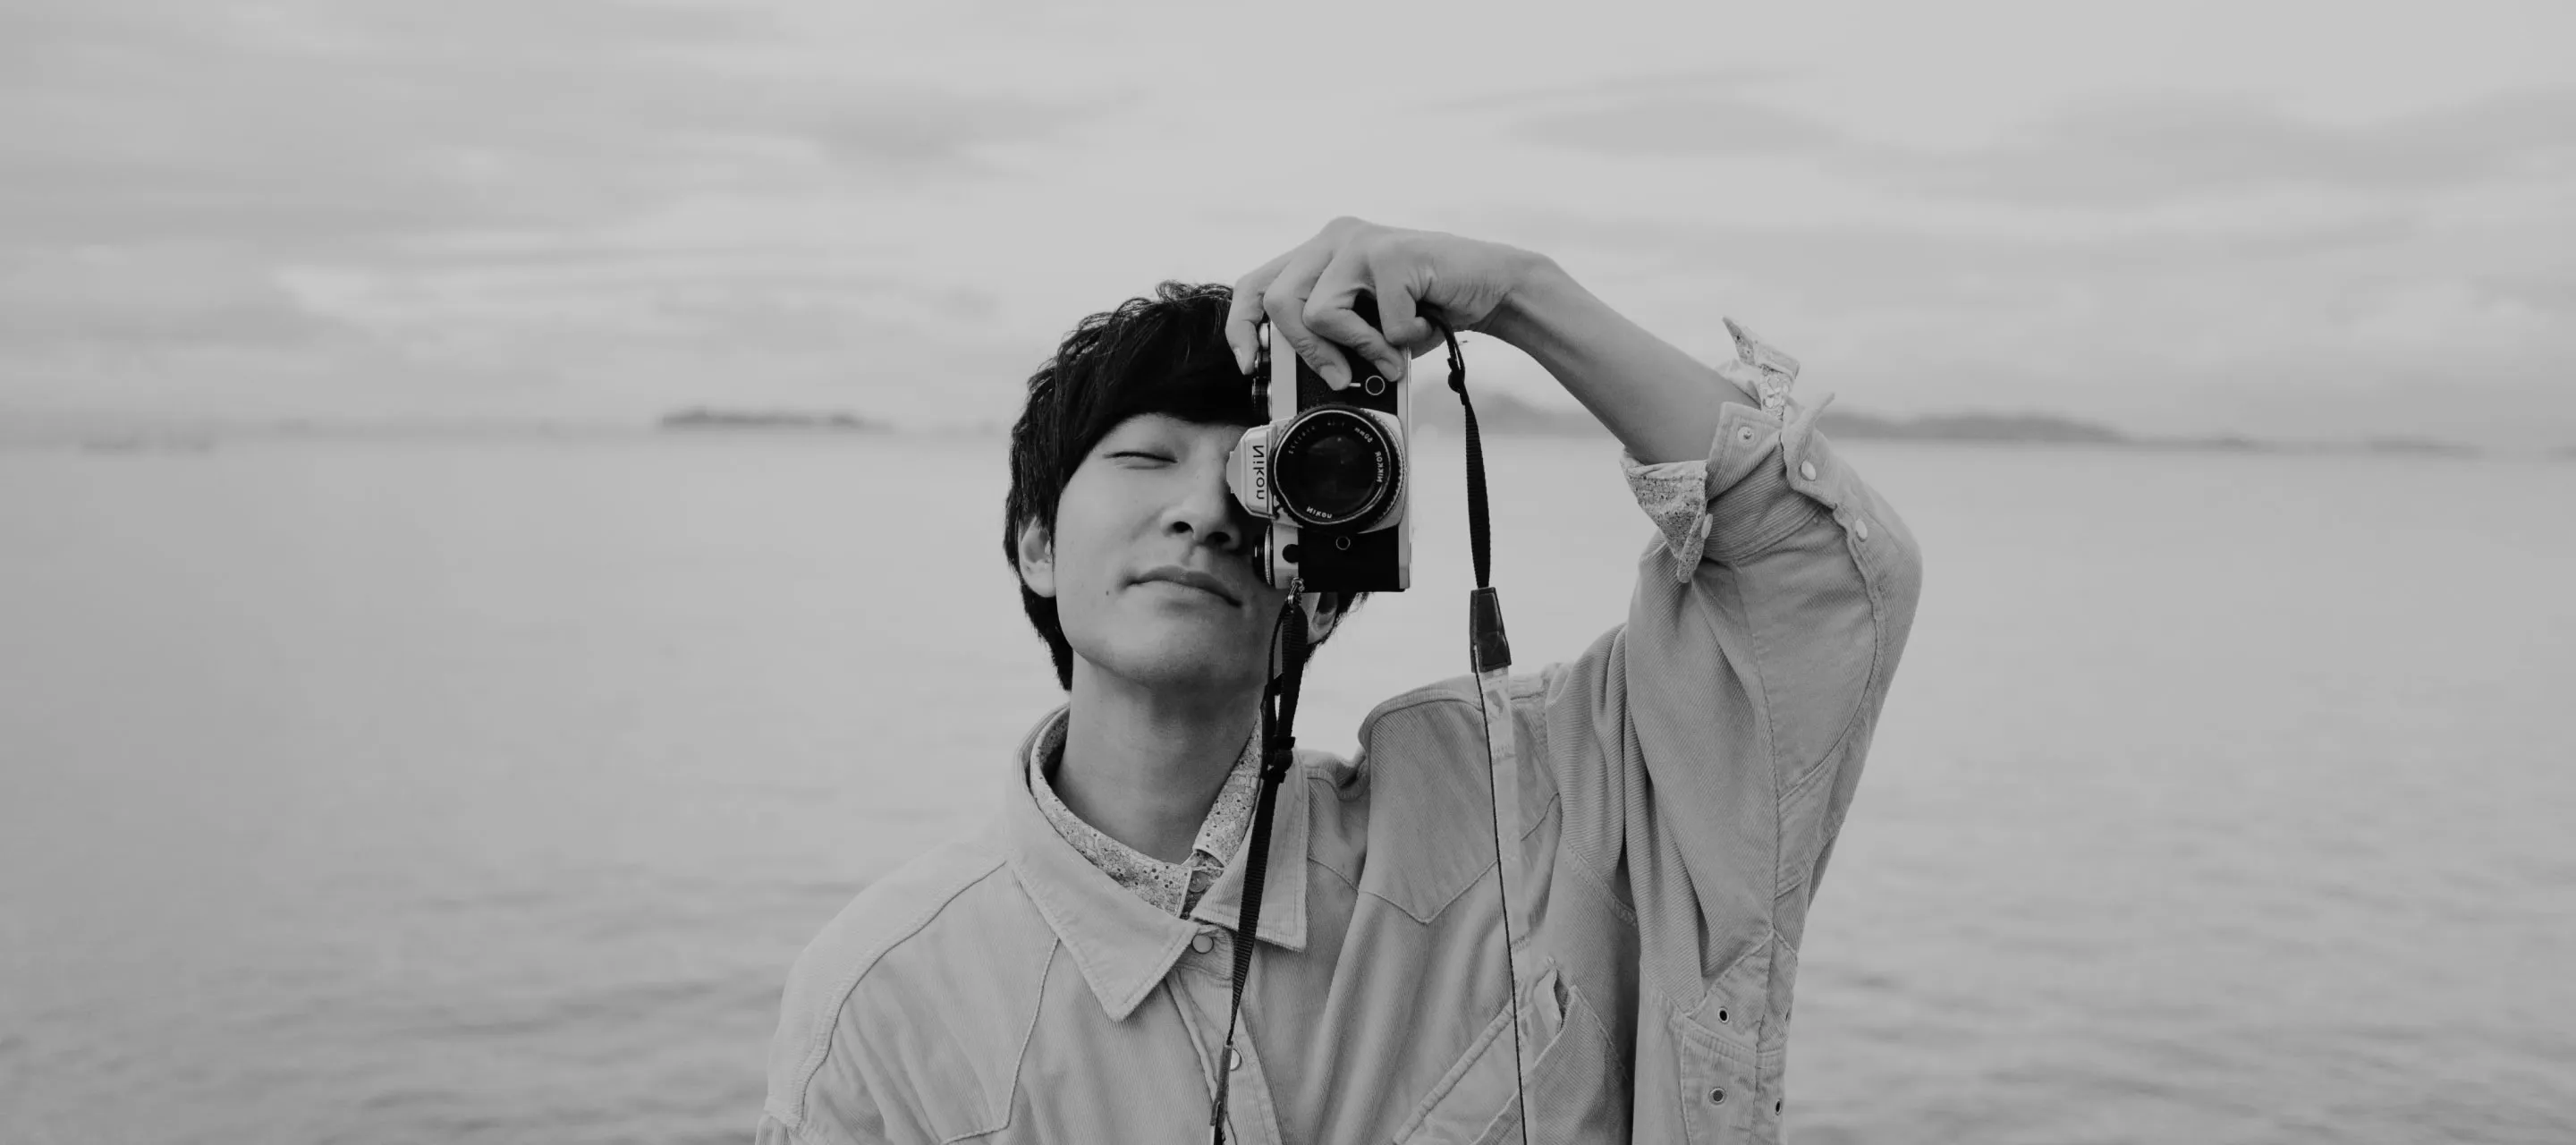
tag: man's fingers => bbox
[1305,251,1406,385]
[1261,248,1349,389]
[1367,254,1439,361]
[1225,252,1292,375]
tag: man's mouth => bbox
[1135,565,1242,606]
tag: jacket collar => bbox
[999,705,1310,1022]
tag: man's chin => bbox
[1076,641,1267,700]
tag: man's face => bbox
[1019,413,1291,698]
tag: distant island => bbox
[1404,383,2484,456]
[2359,435,2479,457]
[657,407,886,432]
[1,401,2519,458]
[1411,386,2151,445]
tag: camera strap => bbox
[1210,324,1528,1145]
[1209,584,1305,1145]
[1446,320,1533,1144]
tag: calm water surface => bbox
[3,434,2572,1144]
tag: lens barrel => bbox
[1271,405,1402,529]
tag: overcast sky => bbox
[4,0,2571,446]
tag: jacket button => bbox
[1191,932,1216,954]
[1736,426,1755,444]
[1707,1087,1727,1105]
[1800,460,1818,481]
[1853,518,1870,541]
[1228,1047,1243,1071]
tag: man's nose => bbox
[1165,461,1252,553]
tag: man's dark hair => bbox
[1003,281,1363,690]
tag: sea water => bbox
[3,433,2571,1144]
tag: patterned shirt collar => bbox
[1025,708,1261,918]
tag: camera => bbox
[1224,303,1411,594]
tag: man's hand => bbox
[1225,217,1543,388]
[1232,216,1745,465]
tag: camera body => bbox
[1224,318,1411,594]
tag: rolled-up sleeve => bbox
[1537,324,1924,1012]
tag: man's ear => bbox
[1301,591,1341,641]
[1014,518,1057,598]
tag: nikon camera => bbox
[1223,304,1411,594]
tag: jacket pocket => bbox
[1395,963,1630,1144]
[1672,1005,1763,1142]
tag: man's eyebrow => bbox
[1109,415,1187,438]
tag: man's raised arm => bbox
[1229,216,1924,1135]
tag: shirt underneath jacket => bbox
[758,325,1926,1144]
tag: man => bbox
[758,217,1923,1143]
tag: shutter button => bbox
[1191,932,1216,954]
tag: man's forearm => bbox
[1481,253,1763,467]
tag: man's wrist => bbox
[1475,247,1579,352]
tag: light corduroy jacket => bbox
[759,377,1924,1143]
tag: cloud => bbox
[811,88,1115,181]
[1491,71,1843,159]
[0,0,1108,254]
[6,3,2568,445]
[0,1,739,251]
[2474,269,2576,316]
[1869,88,2576,206]
[1483,208,2433,310]
[1470,204,2576,445]
[2340,278,2561,369]
[0,245,353,350]
[1512,92,1840,159]
[0,0,1118,406]
[1497,79,2576,206]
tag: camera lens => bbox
[1299,425,1377,518]
[1272,406,1400,528]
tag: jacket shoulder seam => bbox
[1772,522,1893,898]
[1355,678,1482,736]
[775,849,1013,1131]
